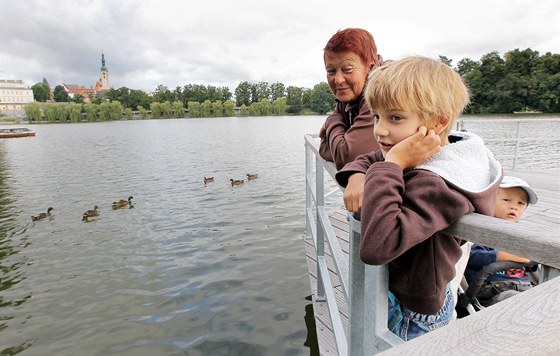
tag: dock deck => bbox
[304,165,560,355]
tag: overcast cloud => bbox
[2,0,559,93]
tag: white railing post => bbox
[347,213,403,355]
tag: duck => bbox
[82,205,99,221]
[246,173,258,180]
[230,178,244,186]
[32,207,54,221]
[204,176,214,184]
[112,196,133,209]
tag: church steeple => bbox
[99,51,110,89]
[101,52,107,71]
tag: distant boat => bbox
[0,128,36,138]
[513,107,542,114]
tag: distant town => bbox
[0,53,114,118]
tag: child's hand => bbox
[343,173,365,212]
[385,126,441,169]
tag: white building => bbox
[0,79,35,117]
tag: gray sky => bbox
[2,0,559,93]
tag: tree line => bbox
[28,47,559,121]
[29,80,336,121]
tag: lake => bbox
[0,115,558,355]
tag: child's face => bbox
[372,108,424,158]
[494,187,529,222]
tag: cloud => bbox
[1,0,559,93]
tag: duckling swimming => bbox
[204,177,214,184]
[112,196,133,209]
[82,205,99,221]
[246,173,258,180]
[230,178,244,186]
[32,207,54,221]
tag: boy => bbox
[464,175,538,306]
[335,56,502,341]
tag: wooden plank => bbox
[377,277,560,355]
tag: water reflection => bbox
[0,144,33,354]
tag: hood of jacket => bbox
[416,131,502,194]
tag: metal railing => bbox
[305,134,403,355]
[304,133,560,355]
[455,117,560,171]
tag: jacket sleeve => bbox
[319,100,378,170]
[467,244,498,271]
[334,151,383,187]
[359,164,474,265]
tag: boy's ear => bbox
[434,117,451,135]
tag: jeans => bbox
[388,284,454,341]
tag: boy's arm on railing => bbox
[444,213,560,270]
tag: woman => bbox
[319,28,384,170]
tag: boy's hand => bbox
[385,126,441,169]
[343,173,365,212]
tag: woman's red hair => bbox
[324,28,378,66]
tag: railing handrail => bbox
[304,133,560,355]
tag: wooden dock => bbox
[303,169,560,355]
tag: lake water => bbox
[0,115,558,355]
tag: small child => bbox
[335,56,502,341]
[464,176,538,306]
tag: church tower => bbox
[99,52,110,89]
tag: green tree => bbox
[72,93,85,104]
[439,55,452,66]
[223,100,235,117]
[110,101,123,120]
[31,83,50,102]
[161,101,173,118]
[53,85,69,102]
[212,100,223,117]
[270,82,286,101]
[202,100,212,117]
[272,97,287,116]
[125,108,133,120]
[234,81,252,106]
[68,102,82,122]
[254,82,270,103]
[138,105,148,119]
[240,104,249,116]
[172,101,184,118]
[25,102,42,121]
[153,85,173,103]
[218,86,233,102]
[188,101,202,117]
[43,103,57,123]
[309,82,336,114]
[98,102,112,121]
[84,103,98,121]
[55,103,69,122]
[286,86,303,113]
[150,102,162,119]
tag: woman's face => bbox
[324,51,371,103]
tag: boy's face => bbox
[494,187,529,222]
[372,108,424,158]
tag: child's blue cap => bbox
[500,176,538,205]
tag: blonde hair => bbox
[365,56,470,142]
